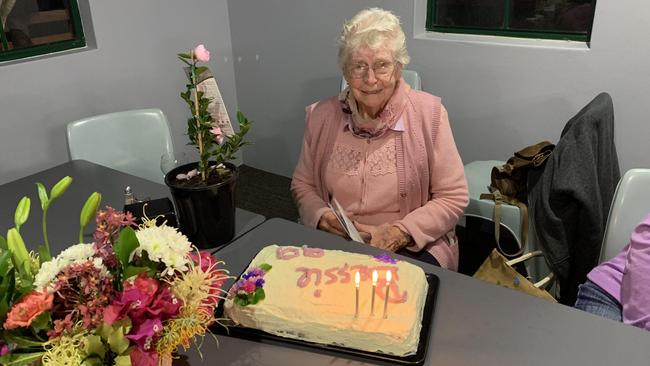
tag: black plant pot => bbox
[164,162,237,249]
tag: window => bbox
[0,0,85,62]
[426,0,596,42]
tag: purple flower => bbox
[255,278,265,287]
[374,253,398,264]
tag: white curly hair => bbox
[337,8,410,71]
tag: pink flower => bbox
[193,44,210,62]
[0,341,9,356]
[241,281,256,293]
[126,318,163,349]
[104,274,159,325]
[210,125,224,144]
[190,251,216,273]
[130,347,158,366]
[3,291,53,330]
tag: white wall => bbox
[0,0,238,185]
[229,0,649,178]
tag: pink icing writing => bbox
[337,264,351,284]
[295,263,407,302]
[302,245,324,258]
[296,267,322,288]
[276,247,300,260]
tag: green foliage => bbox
[0,351,45,365]
[259,263,272,272]
[84,320,133,364]
[114,227,139,269]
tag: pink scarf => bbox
[339,78,411,138]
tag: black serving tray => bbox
[213,273,439,365]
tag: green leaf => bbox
[252,288,266,304]
[35,182,49,210]
[108,326,130,355]
[3,333,45,348]
[259,263,272,272]
[195,66,209,75]
[49,176,72,200]
[114,227,139,268]
[14,197,30,231]
[79,192,102,228]
[0,269,16,318]
[84,334,106,359]
[0,250,11,275]
[123,266,150,279]
[82,357,105,366]
[0,352,45,365]
[114,354,133,366]
[0,234,7,250]
[30,311,51,331]
[38,245,51,263]
[177,52,191,59]
[234,296,248,306]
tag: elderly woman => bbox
[291,8,468,270]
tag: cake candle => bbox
[354,271,360,318]
[383,270,392,319]
[371,270,378,316]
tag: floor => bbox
[235,165,299,222]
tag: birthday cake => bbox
[223,245,429,356]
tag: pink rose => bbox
[193,44,210,62]
[3,291,53,330]
[210,125,224,144]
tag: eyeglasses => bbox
[347,61,395,79]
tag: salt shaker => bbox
[124,186,135,205]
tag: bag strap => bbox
[479,190,527,257]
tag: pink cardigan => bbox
[291,84,468,270]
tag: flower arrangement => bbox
[228,264,271,306]
[177,44,252,184]
[0,177,230,365]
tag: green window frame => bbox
[426,0,596,43]
[0,0,85,63]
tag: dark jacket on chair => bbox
[528,93,620,305]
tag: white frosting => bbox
[224,245,428,356]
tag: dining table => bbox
[0,159,266,255]
[172,217,650,366]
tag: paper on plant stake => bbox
[329,197,364,243]
[196,68,235,137]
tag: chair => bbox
[599,169,650,263]
[340,69,422,91]
[66,108,175,184]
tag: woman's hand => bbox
[353,222,413,252]
[317,211,347,237]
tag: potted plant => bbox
[164,44,251,249]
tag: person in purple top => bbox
[574,214,650,331]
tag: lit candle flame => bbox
[386,270,392,284]
[372,270,378,285]
[355,271,360,288]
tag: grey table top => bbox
[0,160,265,255]
[178,218,650,366]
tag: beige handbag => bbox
[473,249,556,302]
